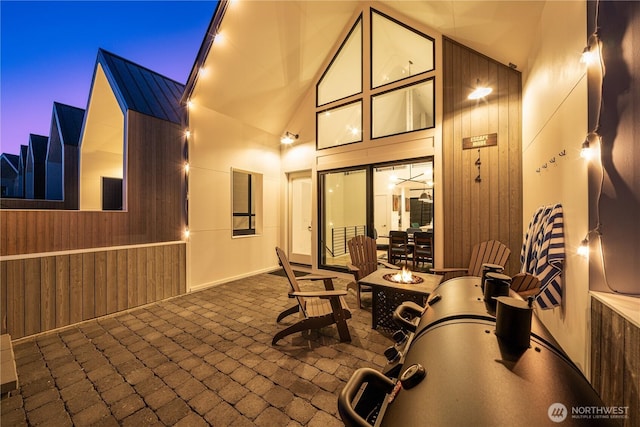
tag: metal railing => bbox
[330,225,367,257]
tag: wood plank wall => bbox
[591,298,639,427]
[0,112,187,338]
[442,37,522,276]
[0,243,186,339]
[1,112,185,255]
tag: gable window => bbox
[315,8,436,149]
[317,100,363,149]
[317,16,363,106]
[372,78,435,138]
[370,9,434,89]
[232,169,261,236]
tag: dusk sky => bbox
[1,0,218,156]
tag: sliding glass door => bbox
[318,167,368,270]
[318,158,433,271]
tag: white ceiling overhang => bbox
[189,0,545,140]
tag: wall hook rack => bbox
[474,149,482,183]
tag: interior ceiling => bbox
[195,0,545,141]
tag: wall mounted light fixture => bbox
[281,131,298,144]
[468,79,493,100]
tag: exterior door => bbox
[288,172,312,265]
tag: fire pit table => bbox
[359,268,442,332]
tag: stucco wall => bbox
[522,1,590,373]
[187,105,281,291]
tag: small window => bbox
[102,177,123,210]
[232,169,260,236]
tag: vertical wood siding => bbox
[0,112,187,338]
[442,37,522,276]
[0,243,186,339]
[591,298,639,427]
[0,112,185,256]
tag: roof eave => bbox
[182,0,229,105]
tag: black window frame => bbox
[232,170,256,236]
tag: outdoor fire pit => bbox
[383,267,424,284]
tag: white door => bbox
[289,172,312,265]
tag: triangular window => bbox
[317,17,362,106]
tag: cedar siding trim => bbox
[442,37,522,276]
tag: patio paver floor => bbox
[1,272,392,426]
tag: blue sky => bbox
[1,0,217,156]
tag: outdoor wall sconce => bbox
[468,79,493,100]
[281,131,298,144]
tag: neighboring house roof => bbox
[53,102,85,147]
[18,145,28,169]
[1,154,19,179]
[96,48,185,124]
[29,134,49,163]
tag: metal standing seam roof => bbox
[1,154,20,179]
[52,102,85,147]
[96,49,186,124]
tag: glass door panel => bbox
[289,172,312,265]
[373,159,434,267]
[319,168,367,270]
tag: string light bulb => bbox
[580,140,593,160]
[581,32,600,65]
[184,162,190,174]
[184,228,190,240]
[580,131,600,160]
[577,238,590,257]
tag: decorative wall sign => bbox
[462,133,497,150]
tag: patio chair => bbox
[412,231,433,270]
[431,240,510,281]
[510,272,541,299]
[346,235,399,308]
[273,247,352,345]
[388,230,413,266]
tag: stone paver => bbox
[1,273,390,426]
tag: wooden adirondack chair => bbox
[273,247,352,345]
[510,272,541,299]
[346,235,399,308]
[431,240,511,281]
